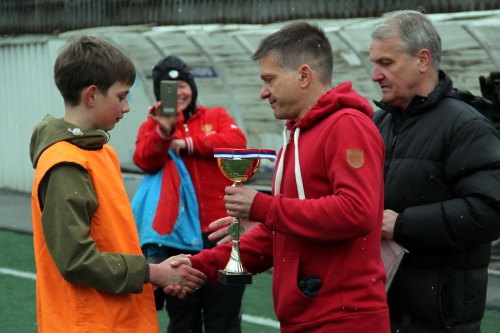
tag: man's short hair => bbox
[371,10,442,70]
[251,21,334,86]
[54,36,136,106]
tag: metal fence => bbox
[2,0,500,35]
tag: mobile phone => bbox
[159,80,178,116]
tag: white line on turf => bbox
[0,266,281,328]
[0,267,36,280]
[242,314,280,328]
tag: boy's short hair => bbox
[54,36,136,106]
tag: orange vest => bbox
[31,141,158,333]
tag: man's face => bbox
[258,53,303,122]
[369,35,422,111]
[91,81,131,131]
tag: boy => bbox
[29,36,206,333]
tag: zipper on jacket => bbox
[384,113,403,179]
[383,133,398,179]
[391,133,398,152]
[383,97,422,178]
[183,114,207,226]
[390,109,407,153]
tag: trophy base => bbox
[217,270,252,285]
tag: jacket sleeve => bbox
[132,116,173,174]
[39,163,149,294]
[250,113,385,242]
[189,223,274,284]
[187,107,246,158]
[395,117,500,251]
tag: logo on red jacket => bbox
[346,149,364,169]
[202,124,213,133]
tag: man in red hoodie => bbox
[167,21,390,332]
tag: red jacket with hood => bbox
[190,82,390,332]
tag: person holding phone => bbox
[132,55,247,333]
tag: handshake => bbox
[146,216,259,299]
[148,254,204,299]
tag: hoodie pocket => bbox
[272,255,319,327]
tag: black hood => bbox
[152,55,198,121]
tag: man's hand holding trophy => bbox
[214,148,276,285]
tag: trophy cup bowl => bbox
[218,158,261,184]
[214,148,276,285]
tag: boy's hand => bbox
[149,254,206,293]
[208,216,260,245]
[163,285,185,298]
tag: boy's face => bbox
[91,82,131,131]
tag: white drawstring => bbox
[294,128,305,199]
[274,126,305,199]
[273,127,287,196]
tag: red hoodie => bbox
[190,82,390,332]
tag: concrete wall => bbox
[0,37,65,193]
[0,36,153,193]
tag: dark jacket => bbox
[373,71,500,333]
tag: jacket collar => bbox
[286,81,374,131]
[375,70,454,117]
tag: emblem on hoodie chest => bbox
[346,149,364,169]
[202,124,213,133]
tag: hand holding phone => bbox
[148,101,177,134]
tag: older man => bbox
[370,10,500,333]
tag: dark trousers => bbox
[148,234,246,333]
[164,281,245,333]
